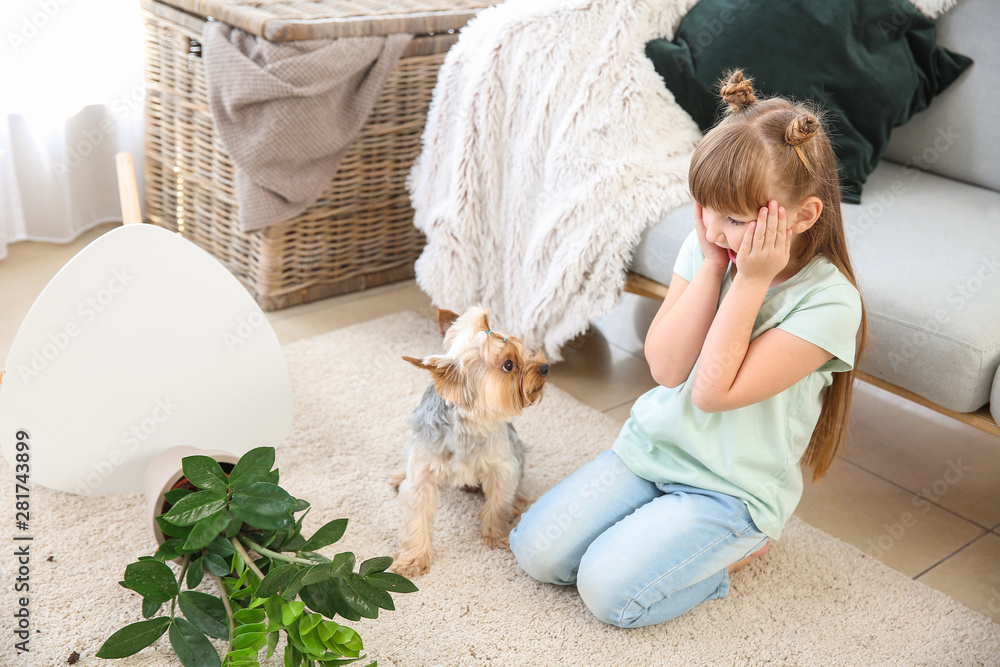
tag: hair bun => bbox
[785,113,820,146]
[720,70,756,112]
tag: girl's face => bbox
[699,205,758,264]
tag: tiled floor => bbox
[3,222,999,623]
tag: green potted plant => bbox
[98,446,416,667]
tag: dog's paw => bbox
[482,531,510,550]
[389,471,406,490]
[511,493,532,518]
[391,552,430,577]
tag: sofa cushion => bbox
[644,0,972,204]
[883,0,1000,192]
[843,161,1000,413]
[628,160,1000,414]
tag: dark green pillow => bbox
[646,0,973,203]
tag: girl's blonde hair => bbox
[688,70,868,481]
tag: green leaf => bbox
[223,646,261,664]
[228,447,275,489]
[365,571,418,594]
[301,563,335,586]
[185,509,232,552]
[348,573,393,611]
[282,566,312,600]
[187,556,205,589]
[294,498,310,512]
[142,598,162,619]
[300,580,360,622]
[358,556,392,577]
[284,643,303,667]
[163,490,229,527]
[96,617,171,658]
[182,455,231,492]
[267,631,280,658]
[317,620,338,643]
[233,622,267,638]
[330,552,355,578]
[332,625,363,653]
[282,600,306,626]
[232,482,296,516]
[157,514,193,538]
[298,613,321,636]
[259,530,281,550]
[224,512,244,538]
[231,631,267,653]
[122,560,179,603]
[265,596,285,630]
[298,622,327,656]
[257,564,298,598]
[178,591,230,640]
[233,550,246,578]
[207,535,236,559]
[204,553,230,577]
[164,487,193,506]
[169,616,222,667]
[339,576,379,619]
[229,502,294,531]
[231,585,255,601]
[263,468,280,485]
[154,537,185,561]
[299,519,348,552]
[279,532,307,553]
[233,608,266,624]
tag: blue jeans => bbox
[509,450,768,628]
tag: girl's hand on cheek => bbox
[694,202,730,271]
[735,200,792,283]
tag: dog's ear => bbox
[436,309,460,338]
[404,354,465,404]
[403,355,429,369]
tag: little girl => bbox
[509,70,867,628]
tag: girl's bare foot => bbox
[728,542,770,574]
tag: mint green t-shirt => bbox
[613,230,862,539]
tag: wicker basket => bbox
[142,0,492,310]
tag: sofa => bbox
[626,0,1000,434]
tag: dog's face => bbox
[404,306,548,421]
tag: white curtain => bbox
[0,0,145,260]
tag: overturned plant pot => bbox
[143,446,240,551]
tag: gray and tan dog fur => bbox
[390,306,549,577]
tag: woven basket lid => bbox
[150,0,497,40]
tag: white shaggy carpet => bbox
[2,311,999,666]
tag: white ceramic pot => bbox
[143,445,240,550]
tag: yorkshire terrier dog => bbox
[390,305,549,577]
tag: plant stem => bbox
[237,534,316,566]
[231,537,268,581]
[171,555,191,620]
[212,573,236,639]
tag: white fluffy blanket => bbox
[407,0,703,360]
